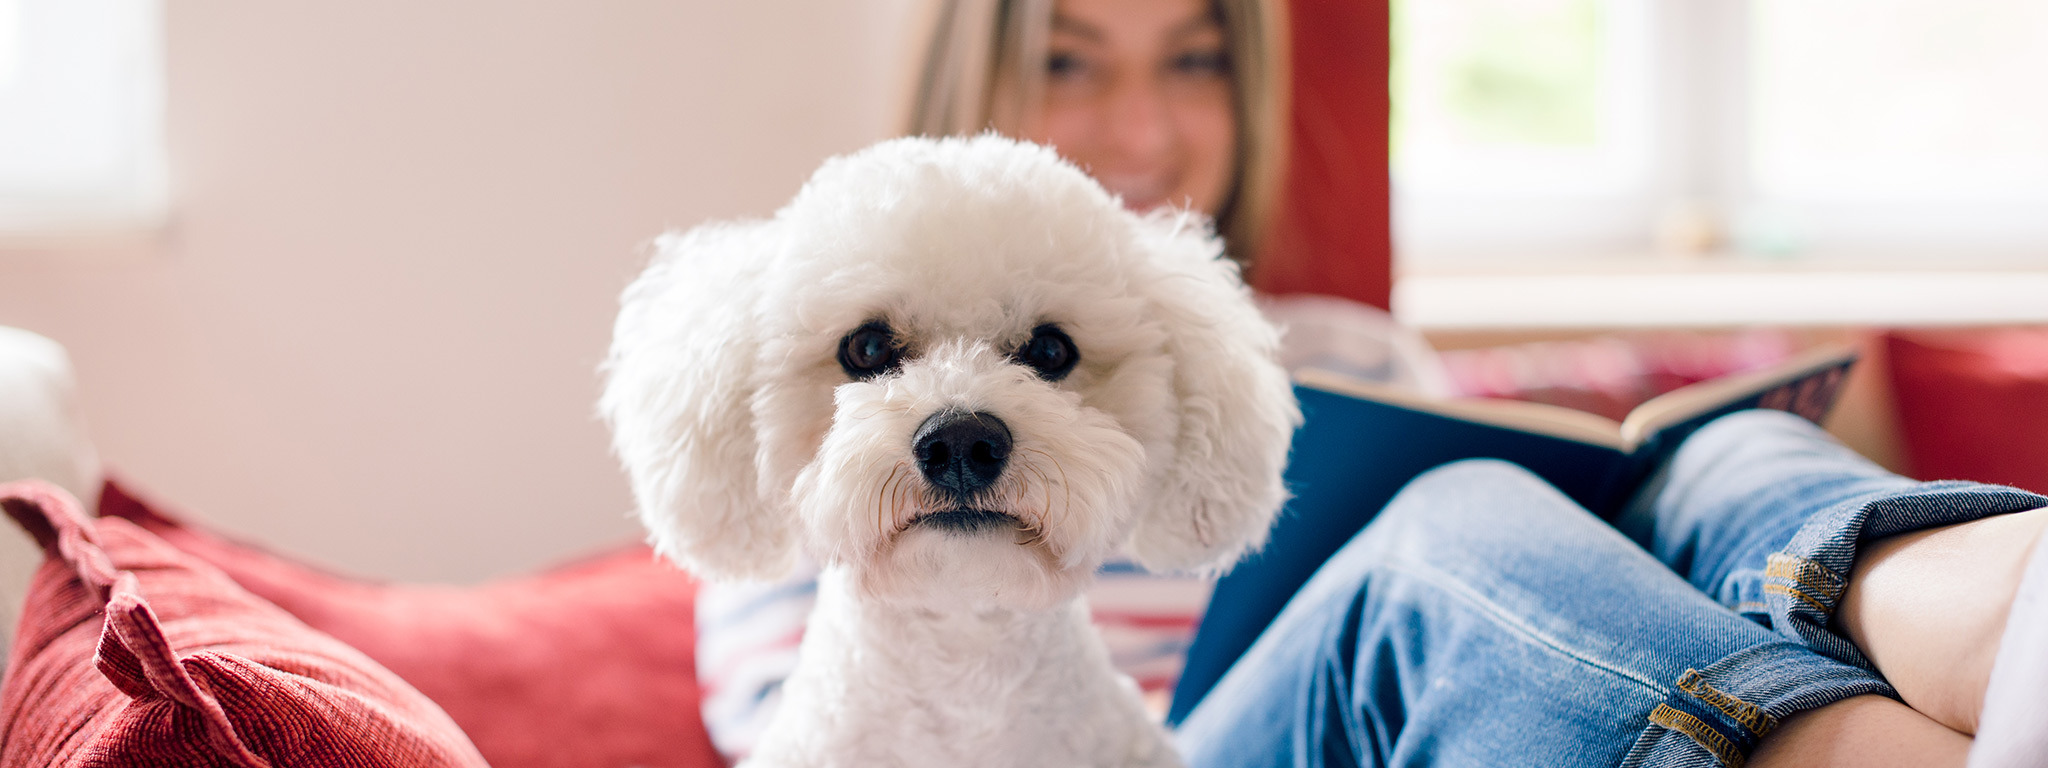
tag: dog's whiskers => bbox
[900,467,922,529]
[891,470,915,533]
[1020,447,1076,540]
[857,452,895,481]
[1017,519,1046,548]
[982,481,1043,547]
[872,445,1076,549]
[877,463,909,540]
[1019,462,1056,549]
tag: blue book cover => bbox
[1168,344,1858,722]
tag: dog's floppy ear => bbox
[602,221,799,581]
[1124,214,1302,573]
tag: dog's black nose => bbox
[912,411,1011,499]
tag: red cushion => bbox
[96,480,724,768]
[1886,328,2048,492]
[0,480,490,767]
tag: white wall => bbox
[0,0,922,582]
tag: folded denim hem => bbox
[1617,642,1895,768]
[1772,481,2048,669]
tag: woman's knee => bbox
[1387,459,1564,517]
[1373,459,1589,548]
[1670,409,1876,485]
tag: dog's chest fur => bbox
[743,568,1181,768]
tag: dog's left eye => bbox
[1013,324,1079,381]
[838,322,903,380]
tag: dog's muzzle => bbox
[912,410,1011,501]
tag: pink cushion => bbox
[1886,329,2048,492]
[97,480,724,768]
[0,480,489,767]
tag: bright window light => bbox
[1393,0,1656,261]
[1741,0,2048,259]
[1752,0,2048,204]
[0,1,20,88]
[0,0,165,238]
[1394,0,1647,197]
[1394,0,2048,266]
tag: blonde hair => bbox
[905,0,1289,267]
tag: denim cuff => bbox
[1620,643,1894,768]
[1767,482,2048,669]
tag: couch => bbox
[0,326,723,768]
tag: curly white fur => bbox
[602,136,1299,767]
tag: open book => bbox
[1168,343,1859,722]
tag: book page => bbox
[1296,369,1628,450]
[1617,344,1860,448]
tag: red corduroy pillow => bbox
[0,480,490,768]
[96,480,723,768]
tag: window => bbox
[1747,0,2048,259]
[0,0,165,239]
[1392,0,2048,267]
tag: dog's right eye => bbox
[837,323,902,380]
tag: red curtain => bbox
[1248,0,1393,311]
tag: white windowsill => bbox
[1394,265,2048,331]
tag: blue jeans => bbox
[1176,410,2046,767]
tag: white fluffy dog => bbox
[602,136,1299,767]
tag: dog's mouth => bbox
[906,508,1026,535]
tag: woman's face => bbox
[1013,0,1238,216]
